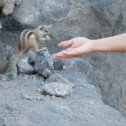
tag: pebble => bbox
[44,82,73,97]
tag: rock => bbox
[17,75,44,88]
[54,60,66,70]
[0,0,22,16]
[22,93,44,101]
[0,22,2,29]
[0,78,126,126]
[86,52,126,116]
[13,0,71,26]
[46,73,74,86]
[29,47,54,79]
[0,74,2,80]
[17,55,34,74]
[0,118,5,126]
[44,82,73,96]
[62,58,94,83]
[16,48,54,77]
[63,58,93,72]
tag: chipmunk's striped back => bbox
[18,29,34,53]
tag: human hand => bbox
[53,37,94,59]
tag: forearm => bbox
[92,33,126,52]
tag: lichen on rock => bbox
[0,0,22,16]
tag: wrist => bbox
[88,40,98,52]
[91,39,103,52]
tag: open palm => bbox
[53,37,94,59]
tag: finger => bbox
[53,55,67,60]
[52,50,68,59]
[58,39,73,49]
[53,44,89,59]
[53,49,81,59]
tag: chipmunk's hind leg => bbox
[2,54,18,81]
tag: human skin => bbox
[53,34,126,59]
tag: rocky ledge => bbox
[0,58,126,126]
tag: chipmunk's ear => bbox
[35,25,52,30]
[46,25,52,29]
[35,25,44,30]
[39,25,45,30]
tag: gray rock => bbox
[54,60,66,70]
[17,75,44,88]
[29,47,54,78]
[12,48,54,78]
[86,52,126,116]
[46,73,74,86]
[0,78,126,126]
[13,0,71,26]
[0,118,6,126]
[62,58,94,83]
[0,22,2,29]
[64,58,93,73]
[17,55,34,74]
[44,82,73,96]
[0,0,22,16]
[22,93,44,101]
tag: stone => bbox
[0,0,22,16]
[0,22,2,29]
[13,0,71,26]
[0,118,6,126]
[44,82,73,97]
[86,52,126,116]
[63,58,94,82]
[53,60,66,70]
[22,93,44,101]
[17,55,34,74]
[46,73,74,86]
[16,50,36,74]
[0,77,126,126]
[29,47,54,79]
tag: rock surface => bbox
[29,48,54,79]
[46,73,73,86]
[53,60,65,70]
[0,117,5,126]
[0,0,126,125]
[17,55,34,74]
[0,70,126,126]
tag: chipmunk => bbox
[2,25,51,81]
